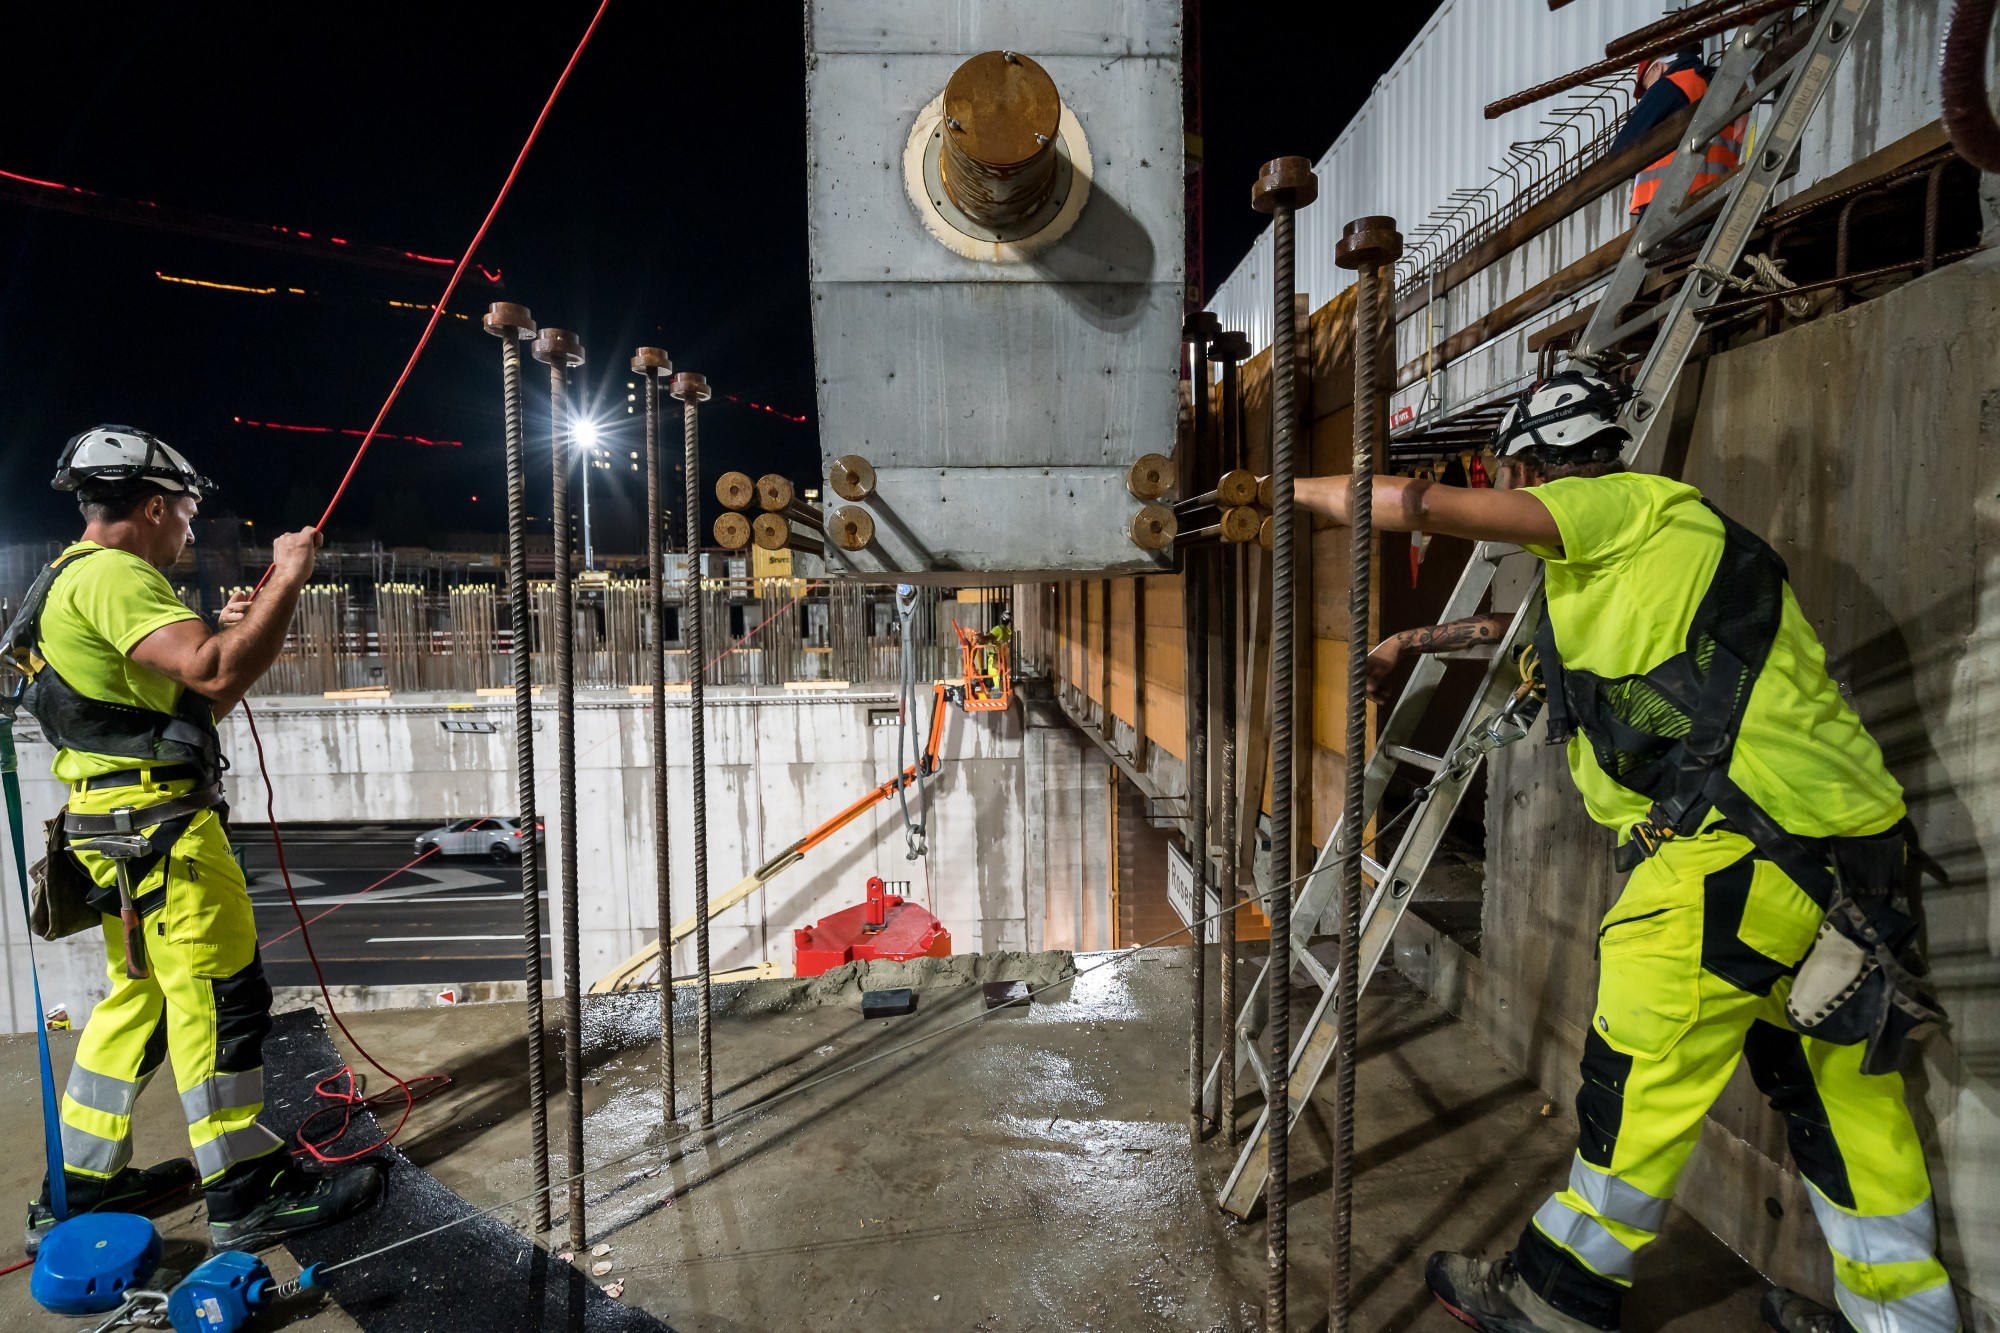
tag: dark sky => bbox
[1,2,1442,551]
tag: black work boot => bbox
[1762,1288,1857,1333]
[207,1162,384,1251]
[1427,1252,1617,1332]
[25,1159,200,1254]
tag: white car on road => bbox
[414,817,545,863]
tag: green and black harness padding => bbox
[1530,499,1944,1072]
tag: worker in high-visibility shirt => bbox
[4,426,382,1253]
[1300,373,1955,1333]
[1614,48,1747,215]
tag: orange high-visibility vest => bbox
[1629,69,1747,214]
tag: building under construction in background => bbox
[1,0,1997,1330]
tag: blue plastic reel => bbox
[30,1212,163,1315]
[167,1250,279,1333]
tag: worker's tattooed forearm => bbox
[1397,615,1504,654]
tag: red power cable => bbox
[253,0,613,587]
[234,0,614,1161]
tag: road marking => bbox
[365,934,551,943]
[252,893,545,907]
[249,867,505,906]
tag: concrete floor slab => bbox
[0,951,1769,1331]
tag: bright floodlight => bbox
[573,419,600,451]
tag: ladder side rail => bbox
[1217,590,1544,1217]
[1204,546,1504,1111]
[1620,0,1871,446]
[1578,15,1782,356]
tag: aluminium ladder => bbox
[1208,0,1877,1219]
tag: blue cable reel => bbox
[29,1212,162,1316]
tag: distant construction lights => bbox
[231,416,462,449]
[154,272,473,321]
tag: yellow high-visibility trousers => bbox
[59,776,284,1216]
[1513,832,1958,1332]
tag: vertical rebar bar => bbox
[673,371,716,1127]
[1214,329,1247,1149]
[634,348,675,1125]
[1251,154,1316,1333]
[532,325,586,1251]
[486,302,550,1233]
[1184,318,1213,1138]
[1332,213,1402,1333]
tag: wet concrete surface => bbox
[0,951,1769,1330]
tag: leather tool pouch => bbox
[1787,825,1946,1075]
[29,814,99,941]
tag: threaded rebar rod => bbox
[499,334,552,1233]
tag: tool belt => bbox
[28,783,225,942]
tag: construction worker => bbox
[1297,373,1955,1333]
[5,426,382,1253]
[1615,47,1747,216]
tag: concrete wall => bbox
[1,687,1110,1032]
[1403,252,2000,1327]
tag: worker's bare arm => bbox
[1294,474,1562,548]
[130,529,321,716]
[1362,613,1510,701]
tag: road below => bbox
[234,822,549,989]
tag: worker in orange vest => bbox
[1614,48,1747,215]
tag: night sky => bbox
[1,3,1442,552]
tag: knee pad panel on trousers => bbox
[1744,1019,1855,1209]
[211,953,274,1075]
[1576,1031,1634,1170]
[1700,857,1795,995]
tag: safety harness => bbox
[1530,500,1945,1073]
[1,547,226,927]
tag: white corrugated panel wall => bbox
[1209,0,1947,358]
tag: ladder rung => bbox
[1382,743,1444,772]
[1437,647,1497,662]
[1298,947,1333,993]
[1242,1044,1269,1097]
[1362,855,1387,883]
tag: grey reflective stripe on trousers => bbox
[1807,1188,1939,1267]
[1835,1280,1960,1333]
[180,1069,265,1125]
[1568,1154,1670,1234]
[192,1124,283,1181]
[60,1120,132,1177]
[65,1064,146,1119]
[1531,1197,1638,1281]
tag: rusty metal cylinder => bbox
[755,474,796,512]
[940,51,1063,228]
[713,512,752,550]
[751,513,793,551]
[715,471,755,511]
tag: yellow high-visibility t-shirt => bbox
[1521,472,1903,844]
[36,541,205,785]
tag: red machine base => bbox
[793,877,951,978]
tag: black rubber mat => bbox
[261,1009,673,1333]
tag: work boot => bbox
[1762,1288,1856,1333]
[208,1162,383,1251]
[1426,1252,1616,1332]
[25,1159,200,1255]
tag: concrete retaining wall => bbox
[1,687,1110,1034]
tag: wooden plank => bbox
[1130,578,1147,770]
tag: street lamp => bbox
[574,418,601,570]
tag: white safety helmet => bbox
[1493,370,1630,459]
[53,425,216,500]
